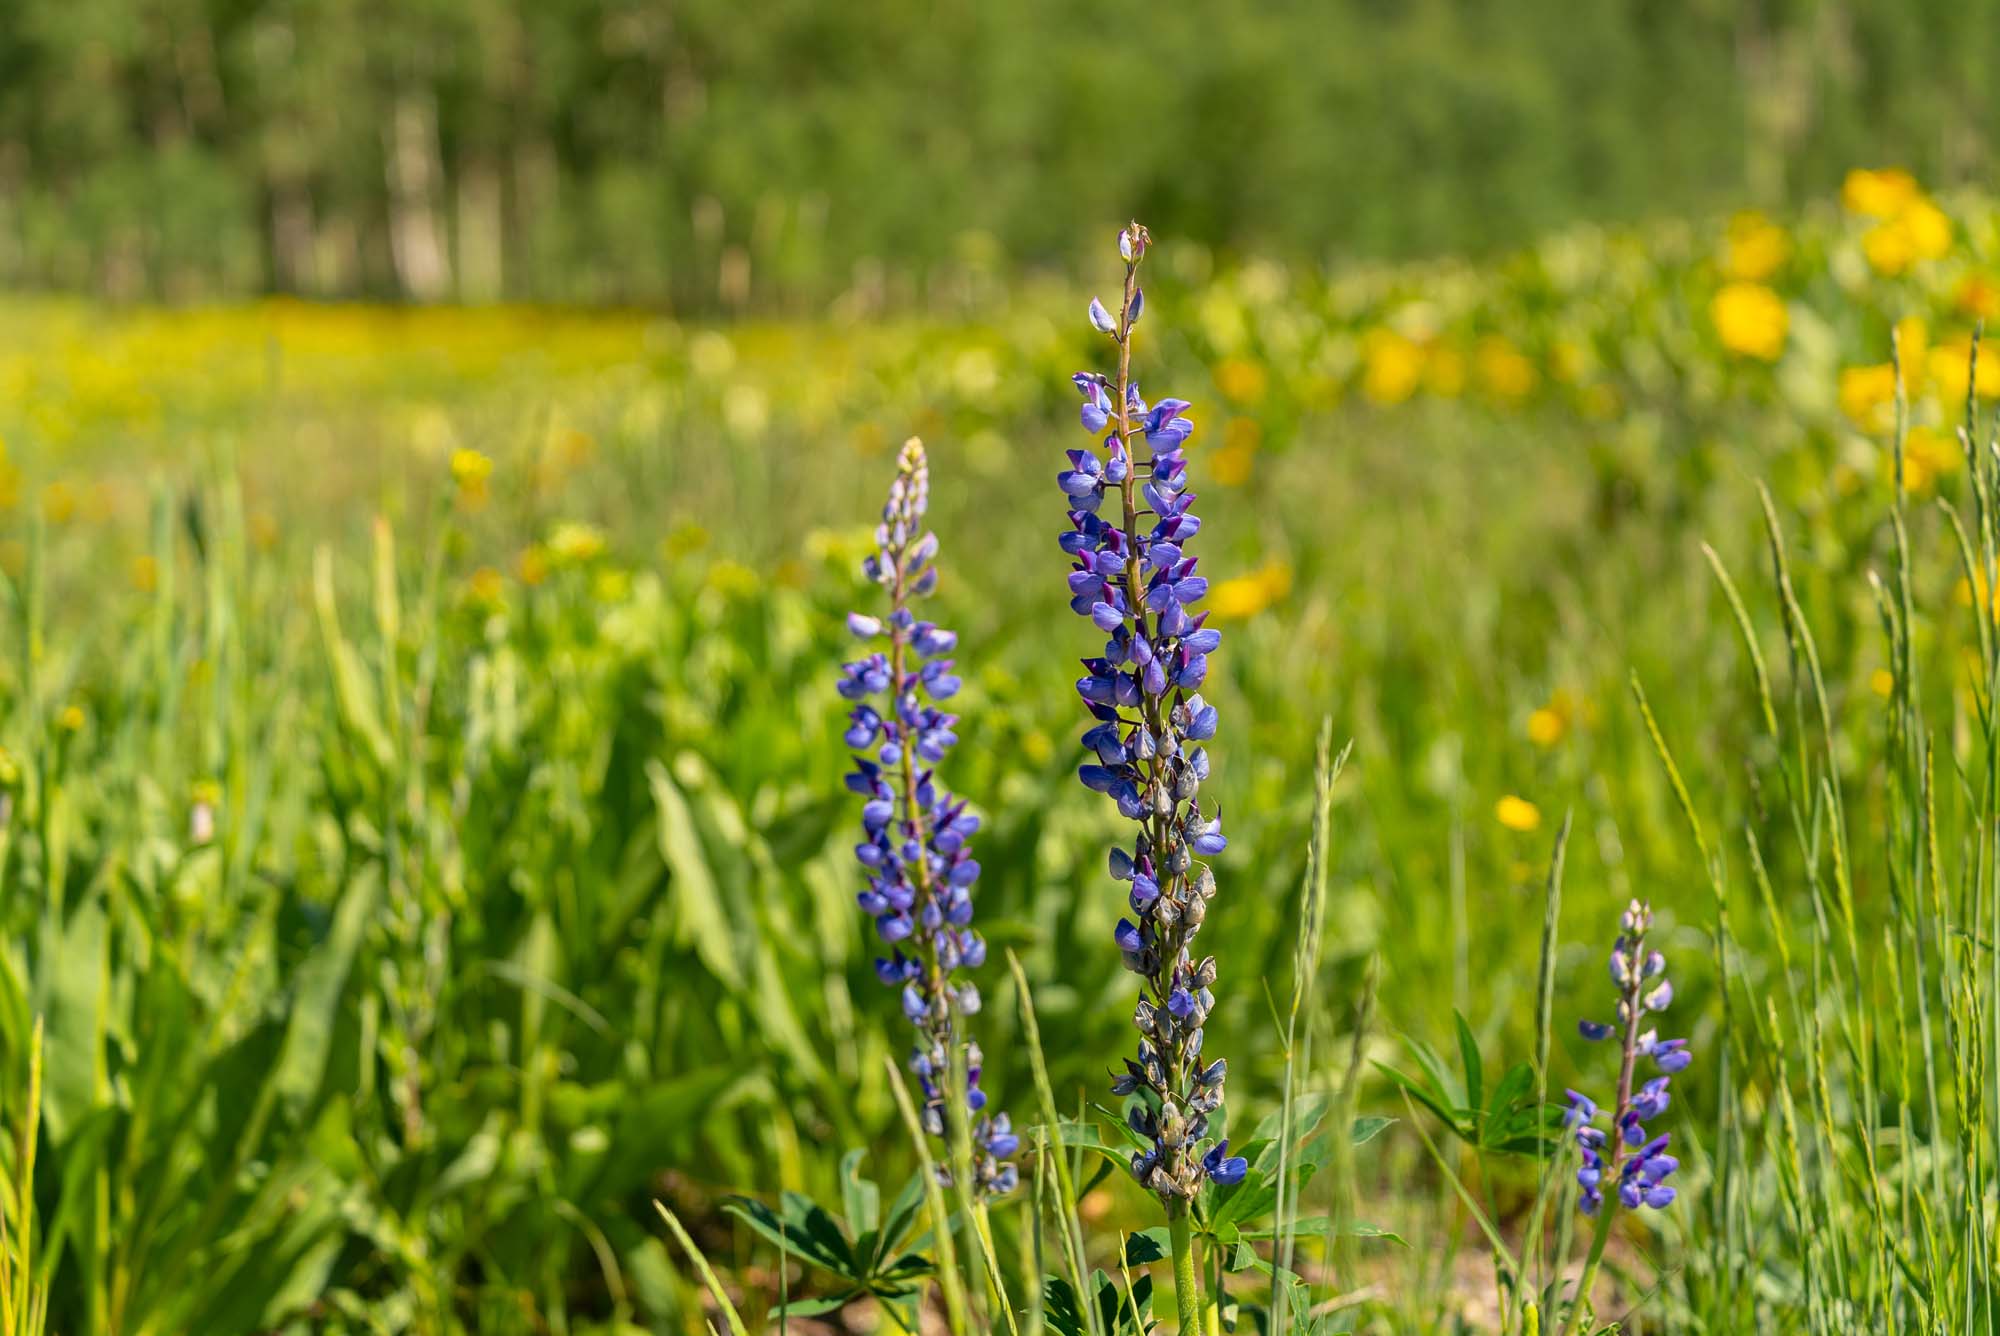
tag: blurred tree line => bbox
[0,0,1992,310]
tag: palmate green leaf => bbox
[1455,1012,1484,1116]
[723,1191,859,1281]
[1044,1269,1154,1336]
[1122,1226,1171,1266]
[872,1170,929,1269]
[839,1148,880,1243]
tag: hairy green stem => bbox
[1558,1204,1615,1336]
[1169,1209,1202,1334]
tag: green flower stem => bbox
[1558,1204,1615,1336]
[1169,1208,1202,1333]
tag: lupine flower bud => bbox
[840,439,1012,1197]
[1060,226,1236,1205]
[1567,899,1686,1217]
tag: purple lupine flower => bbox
[1568,900,1688,1217]
[1061,222,1236,1204]
[840,438,1012,1197]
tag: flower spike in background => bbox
[841,437,1015,1197]
[1557,897,1689,1334]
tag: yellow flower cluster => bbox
[1712,282,1789,361]
[1844,168,1953,276]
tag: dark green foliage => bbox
[0,0,1995,304]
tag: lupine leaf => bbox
[1455,1012,1485,1116]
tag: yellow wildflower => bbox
[1842,167,1921,219]
[1839,364,1898,431]
[1863,221,1915,277]
[1895,424,1959,493]
[518,545,549,586]
[1870,668,1895,698]
[1495,795,1541,832]
[1214,358,1269,406]
[130,553,158,593]
[467,566,506,604]
[1722,211,1791,281]
[57,704,85,733]
[1208,560,1294,621]
[546,521,606,565]
[1475,336,1537,401]
[451,448,494,506]
[1210,417,1262,486]
[1527,707,1565,748]
[1362,329,1424,405]
[1954,274,2000,321]
[1711,283,1788,361]
[1901,198,1952,260]
[1929,341,2000,405]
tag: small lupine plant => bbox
[1062,222,1240,1329]
[1559,897,1687,1333]
[840,437,1018,1197]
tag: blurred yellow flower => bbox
[1897,424,1960,493]
[1210,417,1262,486]
[1495,795,1541,832]
[1862,196,1951,277]
[1901,199,1952,259]
[1722,212,1791,281]
[518,544,549,586]
[1843,167,1921,219]
[1475,336,1537,400]
[1839,364,1898,430]
[129,553,158,593]
[57,704,85,733]
[1362,329,1423,405]
[1214,358,1269,406]
[451,448,494,506]
[1208,560,1293,620]
[1863,222,1915,277]
[467,566,505,604]
[1893,315,1929,376]
[1527,707,1565,747]
[1870,668,1895,697]
[1929,341,2000,404]
[1711,283,1788,360]
[1954,274,2000,321]
[547,521,606,565]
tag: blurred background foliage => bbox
[0,0,1998,307]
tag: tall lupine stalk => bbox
[840,438,1018,1201]
[1559,899,1689,1335]
[1062,223,1241,1332]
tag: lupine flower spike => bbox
[841,438,1016,1196]
[1567,900,1687,1216]
[1063,223,1243,1203]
